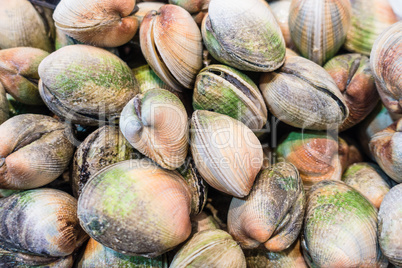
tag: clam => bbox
[169,0,210,25]
[76,238,168,268]
[190,110,263,198]
[228,162,305,251]
[132,65,173,94]
[302,180,387,268]
[190,212,219,233]
[370,21,402,114]
[0,114,74,190]
[0,250,74,268]
[344,0,398,56]
[135,2,166,25]
[55,28,80,50]
[170,229,246,268]
[338,136,364,171]
[0,0,54,52]
[260,56,348,130]
[53,0,139,47]
[202,0,285,72]
[38,45,138,126]
[0,47,49,106]
[0,189,88,257]
[270,0,294,49]
[120,89,189,170]
[276,131,342,190]
[324,53,379,131]
[0,85,8,124]
[72,125,141,197]
[193,64,267,130]
[342,163,392,209]
[378,184,402,267]
[369,118,402,183]
[140,4,203,91]
[78,159,192,257]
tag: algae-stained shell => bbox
[38,45,138,126]
[202,0,285,72]
[0,85,8,125]
[260,56,348,130]
[0,189,88,257]
[302,180,386,268]
[370,21,402,114]
[0,250,74,268]
[193,64,267,130]
[133,65,174,94]
[53,0,139,47]
[169,0,210,14]
[228,162,305,251]
[78,159,192,258]
[170,229,246,268]
[378,184,402,267]
[190,110,263,198]
[76,238,169,268]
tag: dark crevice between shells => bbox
[128,5,139,17]
[29,0,60,10]
[209,70,252,99]
[12,130,56,153]
[31,4,52,39]
[24,77,40,88]
[133,96,142,120]
[189,159,207,215]
[346,57,361,88]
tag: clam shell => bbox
[140,4,203,91]
[53,0,139,47]
[370,21,402,114]
[0,250,74,268]
[378,184,402,267]
[202,0,285,72]
[0,114,74,190]
[270,0,294,49]
[338,136,364,172]
[260,56,348,130]
[170,229,246,268]
[0,189,88,257]
[190,110,263,198]
[302,180,387,268]
[228,162,305,251]
[135,2,166,25]
[78,159,192,258]
[169,0,210,14]
[0,85,8,125]
[132,65,174,94]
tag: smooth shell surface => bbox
[270,0,294,49]
[78,159,192,258]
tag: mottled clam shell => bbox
[120,89,189,170]
[276,131,342,191]
[302,181,387,268]
[370,21,402,114]
[0,250,74,268]
[53,0,139,47]
[345,0,398,55]
[38,45,138,126]
[0,189,88,257]
[140,5,203,91]
[0,85,8,124]
[0,0,54,52]
[324,53,379,131]
[244,239,307,268]
[190,110,263,198]
[78,159,192,258]
[202,0,285,72]
[369,118,402,183]
[170,229,246,268]
[0,47,49,105]
[72,125,141,197]
[76,238,168,268]
[378,184,402,267]
[260,56,348,130]
[193,64,268,130]
[228,162,305,251]
[270,0,294,49]
[0,114,74,190]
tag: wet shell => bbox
[190,110,263,198]
[260,56,348,130]
[140,4,203,91]
[193,64,268,130]
[270,0,294,49]
[369,118,402,183]
[170,229,246,268]
[76,238,168,268]
[370,21,402,114]
[302,180,387,268]
[0,85,8,125]
[378,184,402,267]
[0,250,74,268]
[228,162,305,251]
[324,53,379,131]
[0,114,74,190]
[0,189,88,257]
[38,45,138,126]
[53,0,139,47]
[344,0,398,55]
[202,0,285,72]
[120,89,189,170]
[78,159,192,258]
[0,47,49,105]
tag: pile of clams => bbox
[0,0,401,267]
